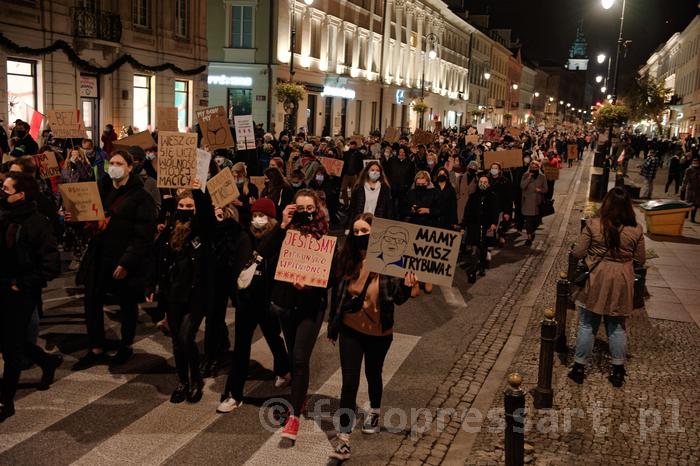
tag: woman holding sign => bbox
[263,189,332,446]
[327,213,416,461]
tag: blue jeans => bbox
[574,306,626,366]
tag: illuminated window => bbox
[174,80,190,131]
[7,59,37,123]
[133,75,152,132]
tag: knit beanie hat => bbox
[251,197,276,219]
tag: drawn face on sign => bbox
[378,226,408,264]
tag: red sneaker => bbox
[281,415,300,440]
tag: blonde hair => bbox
[414,170,432,183]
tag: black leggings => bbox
[204,282,233,361]
[525,215,540,236]
[337,325,393,433]
[224,294,289,400]
[275,304,325,416]
[167,305,204,385]
[1,289,53,404]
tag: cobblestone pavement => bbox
[465,158,700,465]
[385,158,589,466]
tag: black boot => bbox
[567,362,585,384]
[691,209,697,224]
[0,401,16,422]
[608,364,626,388]
[170,381,189,404]
[38,354,64,391]
[187,378,204,403]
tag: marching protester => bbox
[73,150,157,369]
[461,174,500,283]
[0,172,62,422]
[328,213,417,461]
[682,157,700,223]
[346,161,393,231]
[261,166,293,221]
[434,166,458,230]
[487,162,512,246]
[520,161,548,246]
[568,187,645,387]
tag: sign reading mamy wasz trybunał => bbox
[365,217,461,287]
[274,230,337,288]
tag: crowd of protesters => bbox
[1,113,698,460]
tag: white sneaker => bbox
[274,373,291,388]
[216,396,243,413]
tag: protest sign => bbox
[384,127,400,144]
[465,134,480,145]
[274,229,337,287]
[250,176,266,195]
[411,128,435,146]
[46,109,86,139]
[34,151,61,178]
[537,124,545,132]
[349,134,364,146]
[197,106,234,150]
[156,107,180,132]
[195,149,212,193]
[59,182,105,222]
[506,127,521,137]
[207,167,240,208]
[567,144,578,159]
[318,156,344,177]
[483,128,500,142]
[484,149,523,169]
[365,217,460,287]
[468,127,477,135]
[363,159,379,168]
[544,165,560,181]
[157,131,197,188]
[113,131,156,151]
[233,115,256,150]
[679,132,689,141]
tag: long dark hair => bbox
[336,212,374,280]
[353,160,390,190]
[598,187,637,255]
[292,188,328,239]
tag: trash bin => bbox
[639,200,693,236]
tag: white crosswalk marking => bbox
[243,332,420,466]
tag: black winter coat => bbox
[346,183,393,228]
[0,201,60,291]
[435,182,458,229]
[462,188,500,228]
[384,156,416,197]
[402,187,441,226]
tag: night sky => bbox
[466,0,699,94]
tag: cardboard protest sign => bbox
[465,134,480,145]
[233,115,256,150]
[46,109,86,139]
[318,156,344,177]
[156,107,180,132]
[195,148,212,193]
[197,106,234,150]
[506,127,521,137]
[483,128,500,142]
[274,229,337,288]
[567,144,578,159]
[484,149,523,169]
[349,135,364,146]
[59,182,105,222]
[250,176,266,195]
[34,151,61,178]
[384,127,400,144]
[411,128,435,146]
[363,159,379,168]
[468,127,477,135]
[544,165,560,181]
[206,167,240,208]
[365,217,460,287]
[537,124,545,132]
[157,132,198,188]
[113,131,156,151]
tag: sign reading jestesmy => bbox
[365,217,460,287]
[275,230,337,288]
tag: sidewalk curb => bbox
[443,156,590,464]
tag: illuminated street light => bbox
[559,100,564,105]
[566,103,571,107]
[595,75,603,83]
[549,96,554,102]
[597,53,607,64]
[534,92,540,97]
[512,83,518,90]
[428,49,437,60]
[601,86,607,93]
[484,72,491,80]
[602,0,615,9]
[607,94,612,100]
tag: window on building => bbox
[370,101,377,131]
[133,0,151,28]
[79,0,100,13]
[227,88,252,121]
[175,0,188,37]
[7,59,38,124]
[310,19,320,59]
[174,80,190,131]
[344,31,352,66]
[231,5,254,49]
[355,100,362,134]
[133,74,152,132]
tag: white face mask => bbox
[490,168,499,176]
[368,171,381,181]
[252,216,269,229]
[108,165,126,180]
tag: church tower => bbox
[566,20,589,71]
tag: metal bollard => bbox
[555,272,569,353]
[533,309,557,409]
[504,373,526,466]
[567,251,578,310]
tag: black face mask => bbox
[415,185,427,191]
[437,174,448,183]
[0,191,10,209]
[132,162,143,174]
[15,130,26,138]
[352,234,370,251]
[292,210,314,226]
[530,170,539,178]
[175,209,195,223]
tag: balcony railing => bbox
[71,7,122,43]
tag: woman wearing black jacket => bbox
[217,198,291,413]
[149,185,216,403]
[0,173,62,421]
[263,189,332,445]
[345,161,393,232]
[327,213,416,461]
[308,166,340,226]
[461,175,500,282]
[261,166,293,221]
[74,151,157,368]
[488,162,513,247]
[434,166,458,230]
[231,162,259,226]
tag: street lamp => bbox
[534,92,540,97]
[420,32,439,128]
[601,86,607,93]
[602,0,615,9]
[549,96,554,102]
[484,71,491,80]
[559,100,564,105]
[597,53,607,64]
[512,83,518,90]
[595,75,603,83]
[566,103,571,107]
[602,0,627,104]
[290,0,314,80]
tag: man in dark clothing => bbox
[384,149,416,216]
[0,172,62,422]
[665,152,682,195]
[340,140,364,206]
[9,121,39,156]
[0,118,9,154]
[461,175,500,282]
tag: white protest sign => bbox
[196,148,212,193]
[233,115,256,150]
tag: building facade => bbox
[1,0,208,142]
[486,33,509,125]
[639,15,700,137]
